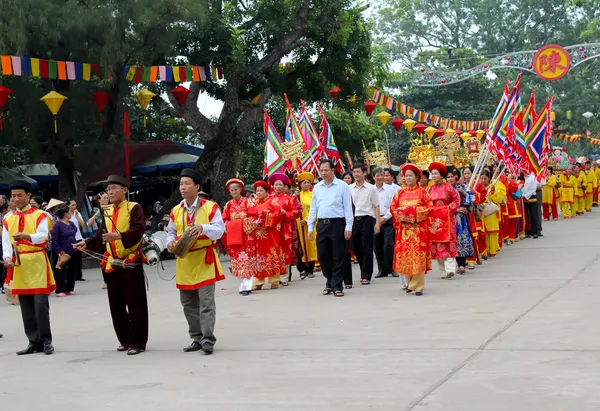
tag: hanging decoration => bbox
[413,123,426,135]
[391,117,404,131]
[376,111,392,126]
[410,42,600,87]
[170,85,191,117]
[435,128,445,137]
[403,118,416,132]
[424,126,437,139]
[369,88,493,129]
[40,91,67,134]
[329,86,341,99]
[90,90,112,131]
[0,85,13,130]
[364,101,377,116]
[0,55,224,82]
[135,88,156,128]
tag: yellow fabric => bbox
[575,171,586,198]
[253,275,280,289]
[561,201,575,218]
[585,170,597,193]
[576,197,585,214]
[104,201,141,272]
[482,181,506,233]
[297,190,317,262]
[559,174,576,203]
[4,206,54,294]
[542,175,557,204]
[405,273,425,292]
[595,167,600,181]
[586,193,593,211]
[486,232,499,256]
[172,200,224,289]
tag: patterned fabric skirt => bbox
[455,214,474,258]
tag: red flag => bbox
[123,112,131,180]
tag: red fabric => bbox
[39,59,49,78]
[427,182,460,259]
[543,203,558,220]
[225,219,244,247]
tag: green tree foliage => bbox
[0,0,200,198]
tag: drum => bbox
[173,227,196,258]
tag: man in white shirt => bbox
[372,168,401,280]
[68,200,86,281]
[384,168,401,192]
[350,165,381,284]
[523,173,540,239]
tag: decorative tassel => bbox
[144,115,147,128]
[54,116,58,134]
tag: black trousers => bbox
[536,189,543,233]
[74,250,84,280]
[374,219,395,275]
[54,253,77,294]
[343,252,352,286]
[296,248,315,274]
[456,257,467,268]
[316,219,346,292]
[352,216,375,281]
[525,200,540,235]
[106,264,149,350]
[19,294,52,346]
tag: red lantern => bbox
[90,90,112,131]
[170,85,191,117]
[454,129,462,136]
[484,127,489,133]
[364,101,377,116]
[413,123,426,135]
[0,85,13,130]
[391,117,404,131]
[435,128,445,137]
[469,130,477,137]
[329,86,341,99]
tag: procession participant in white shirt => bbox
[3,180,55,355]
[308,159,354,297]
[68,199,86,281]
[373,168,402,282]
[166,169,225,354]
[349,164,381,285]
[384,168,401,192]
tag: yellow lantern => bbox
[40,91,68,134]
[424,126,437,139]
[551,111,556,121]
[476,129,485,139]
[376,111,392,126]
[460,132,471,140]
[135,88,156,128]
[403,118,416,132]
[445,128,455,135]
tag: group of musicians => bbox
[3,169,224,356]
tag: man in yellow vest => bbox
[74,175,148,356]
[584,161,597,212]
[574,163,586,215]
[3,180,55,355]
[166,169,225,355]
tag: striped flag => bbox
[525,97,553,180]
[298,100,322,173]
[263,110,288,177]
[283,94,306,170]
[317,104,344,174]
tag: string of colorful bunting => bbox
[0,55,223,82]
[369,88,493,131]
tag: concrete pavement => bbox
[1,213,599,411]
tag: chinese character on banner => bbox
[533,44,571,81]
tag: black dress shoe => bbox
[533,235,538,239]
[16,344,43,355]
[241,291,250,296]
[415,291,423,296]
[201,343,214,355]
[43,344,54,355]
[391,273,400,278]
[0,334,3,338]
[374,272,387,278]
[183,341,202,352]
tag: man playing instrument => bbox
[166,169,225,355]
[3,180,55,355]
[74,175,148,356]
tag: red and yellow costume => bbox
[426,181,460,259]
[594,166,600,205]
[390,175,433,292]
[252,181,285,289]
[483,181,506,257]
[542,173,559,220]
[171,199,225,290]
[505,178,521,242]
[223,196,258,279]
[270,192,302,270]
[575,170,586,215]
[559,172,577,218]
[3,206,55,294]
[584,168,597,212]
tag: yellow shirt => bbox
[585,170,597,193]
[483,181,506,233]
[559,174,576,203]
[542,175,558,204]
[575,171,586,197]
[297,191,317,262]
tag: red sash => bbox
[429,206,451,242]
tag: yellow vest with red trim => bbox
[103,201,142,273]
[3,206,55,295]
[171,199,225,290]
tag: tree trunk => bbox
[56,157,77,201]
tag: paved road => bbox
[1,214,599,411]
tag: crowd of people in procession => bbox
[1,156,598,355]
